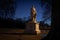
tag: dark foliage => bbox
[0,17,25,29]
[39,21,51,30]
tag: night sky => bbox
[14,0,51,25]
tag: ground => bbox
[0,28,50,40]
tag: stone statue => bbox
[25,5,41,34]
[31,5,36,22]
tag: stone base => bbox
[24,21,41,34]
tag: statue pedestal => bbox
[25,21,41,34]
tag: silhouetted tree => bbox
[41,0,60,40]
[0,0,16,19]
[37,0,52,23]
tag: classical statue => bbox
[31,5,36,22]
[25,5,41,34]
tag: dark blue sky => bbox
[14,0,51,25]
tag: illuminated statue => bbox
[25,5,41,34]
[31,5,36,22]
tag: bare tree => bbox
[0,0,16,19]
[37,0,52,23]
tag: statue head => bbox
[31,5,36,14]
